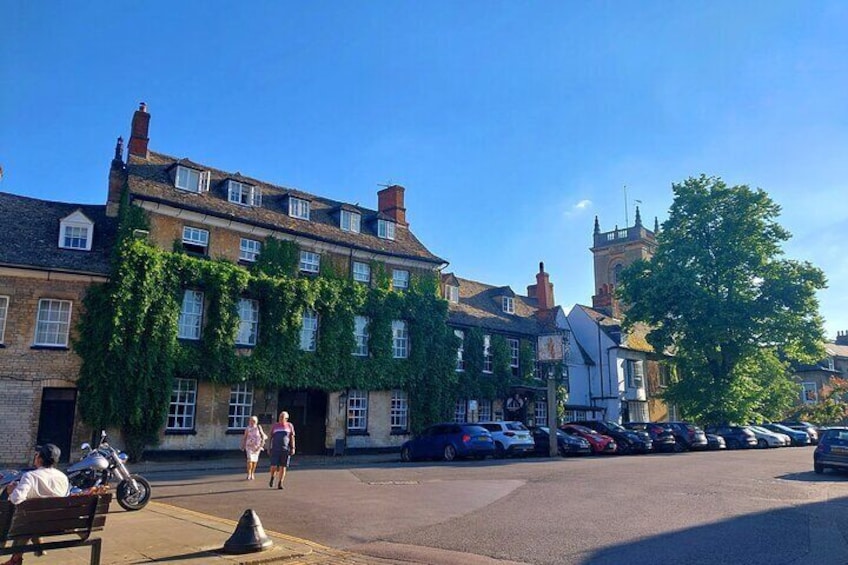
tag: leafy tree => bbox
[618,175,826,425]
[789,377,848,426]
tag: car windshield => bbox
[565,425,593,435]
[605,421,626,432]
[506,422,529,431]
[822,430,848,445]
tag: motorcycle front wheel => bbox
[116,474,151,511]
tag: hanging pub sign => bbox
[537,334,564,362]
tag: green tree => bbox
[789,377,848,426]
[618,175,826,425]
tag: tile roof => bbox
[125,152,446,266]
[446,275,542,336]
[826,343,848,359]
[0,191,117,276]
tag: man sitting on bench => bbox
[2,444,70,565]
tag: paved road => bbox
[150,447,848,564]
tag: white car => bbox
[477,421,536,458]
[748,425,790,448]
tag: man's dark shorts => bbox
[270,451,291,467]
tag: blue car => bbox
[400,423,495,462]
[814,427,848,474]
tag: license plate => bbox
[832,446,848,453]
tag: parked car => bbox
[747,425,790,448]
[814,427,848,474]
[529,426,592,457]
[569,420,653,454]
[781,421,819,445]
[761,423,811,446]
[477,421,535,458]
[703,425,757,449]
[665,421,709,451]
[560,424,617,455]
[623,422,677,453]
[706,433,726,450]
[400,423,495,462]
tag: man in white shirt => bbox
[2,444,70,565]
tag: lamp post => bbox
[537,331,570,458]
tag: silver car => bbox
[477,421,536,458]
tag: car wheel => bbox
[727,438,740,449]
[443,444,457,461]
[814,462,825,474]
[617,443,631,455]
[558,446,568,457]
[673,441,685,453]
[494,442,506,458]
[757,438,768,449]
[400,446,412,463]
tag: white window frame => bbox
[478,400,492,422]
[802,382,818,404]
[445,285,459,303]
[175,166,209,193]
[236,298,259,346]
[483,334,493,373]
[34,299,72,347]
[61,224,90,250]
[392,269,409,290]
[167,378,197,431]
[178,290,203,340]
[299,251,320,274]
[239,238,261,262]
[392,320,408,359]
[347,389,368,432]
[378,219,396,240]
[340,210,361,233]
[182,226,209,254]
[534,399,547,427]
[508,338,520,369]
[455,329,465,372]
[625,359,644,388]
[0,295,8,345]
[353,315,369,357]
[352,261,371,283]
[391,390,408,431]
[453,399,467,423]
[502,296,514,314]
[227,180,261,207]
[289,197,311,220]
[300,308,318,351]
[227,383,254,430]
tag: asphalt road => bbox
[150,446,848,565]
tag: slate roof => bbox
[573,304,655,353]
[0,191,117,276]
[446,275,542,336]
[826,343,848,359]
[125,152,446,266]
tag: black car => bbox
[665,421,709,451]
[569,420,653,454]
[814,427,848,474]
[623,422,677,453]
[529,426,593,457]
[780,421,819,445]
[704,425,757,449]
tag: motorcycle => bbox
[66,430,152,511]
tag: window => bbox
[392,320,408,358]
[62,225,89,250]
[658,364,671,387]
[228,383,254,429]
[239,238,261,262]
[613,263,624,286]
[378,219,396,240]
[178,290,203,340]
[167,378,197,431]
[625,359,644,388]
[299,251,320,273]
[352,261,370,283]
[502,296,514,314]
[0,296,8,344]
[827,357,836,371]
[289,197,310,220]
[478,400,492,422]
[445,285,459,303]
[34,299,72,346]
[508,338,520,375]
[802,382,818,404]
[392,269,409,290]
[227,180,261,207]
[353,315,369,356]
[391,390,408,431]
[483,334,493,373]
[175,166,209,193]
[58,211,94,251]
[340,210,361,233]
[182,226,209,255]
[347,390,368,432]
[453,399,467,423]
[535,399,547,426]
[300,308,318,351]
[455,329,465,371]
[236,298,259,346]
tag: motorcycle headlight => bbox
[118,453,129,462]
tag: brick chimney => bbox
[106,136,126,217]
[527,262,555,310]
[377,184,407,226]
[128,102,150,158]
[837,331,848,346]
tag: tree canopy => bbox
[618,175,826,425]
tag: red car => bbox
[560,424,617,454]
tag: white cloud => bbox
[564,199,593,218]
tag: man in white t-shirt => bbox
[2,444,70,565]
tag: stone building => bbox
[0,192,118,464]
[792,332,848,405]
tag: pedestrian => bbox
[2,443,70,565]
[241,415,266,480]
[268,410,296,490]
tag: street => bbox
[150,447,848,564]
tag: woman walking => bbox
[241,416,267,480]
[268,411,296,490]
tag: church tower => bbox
[591,207,658,318]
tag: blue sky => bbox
[3,2,847,339]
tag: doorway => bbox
[36,388,77,463]
[277,389,328,455]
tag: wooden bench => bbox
[0,493,111,565]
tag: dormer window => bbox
[445,285,459,303]
[340,210,361,233]
[58,211,94,251]
[502,296,514,314]
[228,180,261,207]
[175,165,210,193]
[378,219,396,240]
[289,197,310,220]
